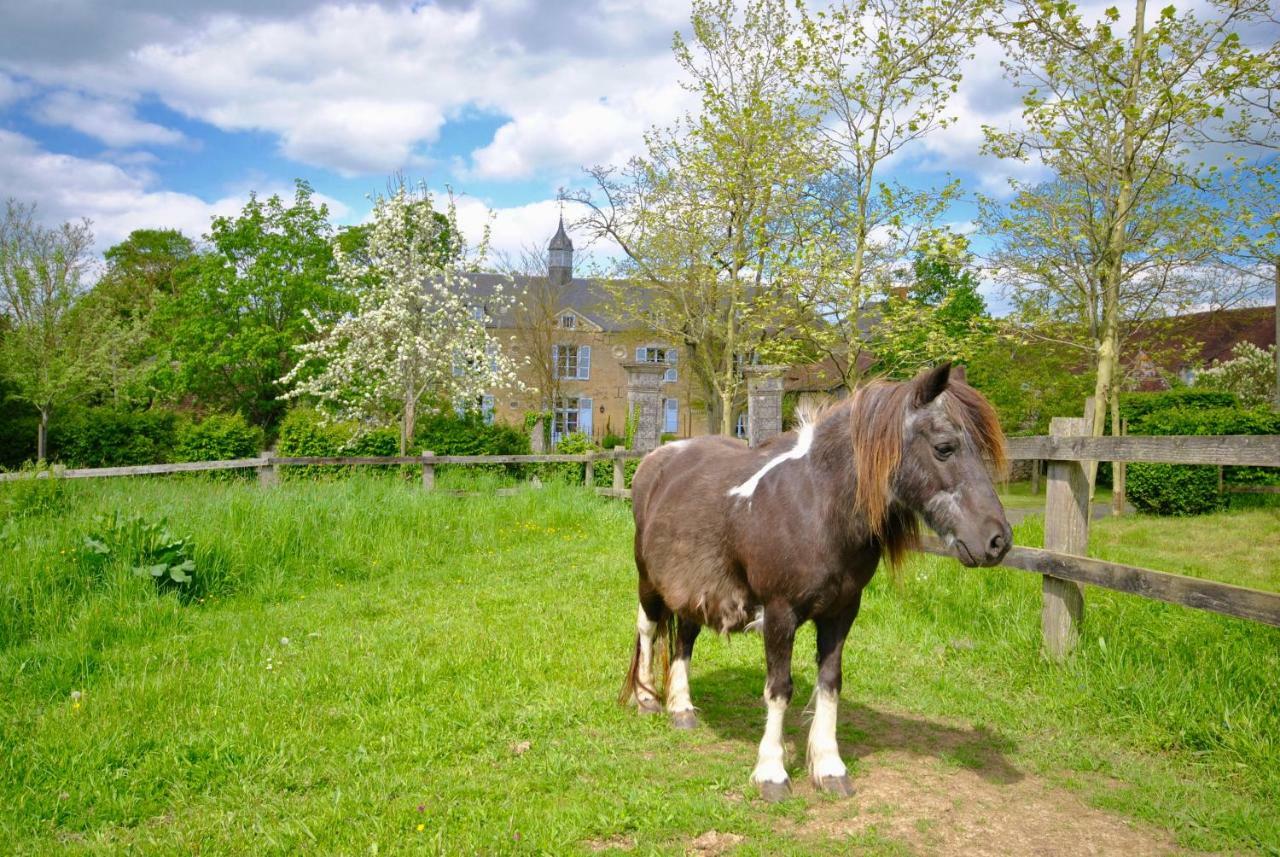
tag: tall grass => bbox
[1,474,1277,853]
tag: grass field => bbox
[1,474,1278,854]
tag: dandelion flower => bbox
[416,824,425,833]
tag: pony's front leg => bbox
[751,602,797,802]
[807,610,858,797]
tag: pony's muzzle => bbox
[956,519,1012,567]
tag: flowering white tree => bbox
[1195,341,1277,410]
[283,184,519,454]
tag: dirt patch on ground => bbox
[687,830,746,855]
[777,705,1184,856]
[667,703,1187,856]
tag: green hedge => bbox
[1127,403,1280,516]
[276,407,528,480]
[1119,390,1236,425]
[174,414,264,462]
[48,408,178,468]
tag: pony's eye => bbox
[933,443,956,460]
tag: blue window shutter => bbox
[579,397,593,437]
[551,344,559,379]
[664,398,678,433]
[636,345,645,361]
[578,345,591,379]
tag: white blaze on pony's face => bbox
[894,364,1012,568]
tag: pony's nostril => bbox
[989,532,1006,554]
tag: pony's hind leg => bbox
[807,607,859,797]
[623,595,666,715]
[667,617,701,729]
[751,601,797,802]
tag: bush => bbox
[1126,464,1224,516]
[48,408,178,468]
[174,413,264,462]
[0,394,38,468]
[413,411,529,457]
[1119,390,1236,426]
[1127,403,1280,515]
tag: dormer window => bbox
[560,313,576,329]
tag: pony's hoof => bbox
[815,774,855,797]
[757,780,791,803]
[670,710,698,730]
[637,698,662,715]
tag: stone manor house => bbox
[473,218,725,444]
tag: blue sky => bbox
[1,0,1151,314]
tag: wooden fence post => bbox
[421,451,435,491]
[1042,414,1091,659]
[257,452,278,488]
[584,454,595,489]
[613,446,625,491]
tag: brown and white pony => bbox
[620,363,1010,801]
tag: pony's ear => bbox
[952,364,967,385]
[915,362,952,406]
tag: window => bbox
[560,313,576,329]
[471,305,487,322]
[552,396,593,443]
[481,394,495,425]
[636,345,678,382]
[735,411,748,439]
[553,344,591,380]
[663,398,679,434]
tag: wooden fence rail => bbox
[3,431,1276,652]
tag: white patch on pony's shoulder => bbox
[728,422,815,499]
[664,439,691,451]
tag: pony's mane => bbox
[844,374,1007,569]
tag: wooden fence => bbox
[3,432,1277,652]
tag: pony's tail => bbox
[617,611,673,707]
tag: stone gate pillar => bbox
[622,362,667,452]
[745,365,785,447]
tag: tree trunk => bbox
[401,381,416,457]
[1089,0,1147,493]
[37,408,49,463]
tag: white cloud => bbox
[0,129,346,251]
[451,195,621,267]
[34,91,187,147]
[0,72,31,108]
[0,1,690,178]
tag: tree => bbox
[869,232,992,378]
[572,0,822,434]
[283,183,520,455]
[984,0,1274,441]
[0,199,100,460]
[980,176,1219,396]
[795,0,992,388]
[160,180,347,429]
[84,229,199,407]
[1195,341,1277,409]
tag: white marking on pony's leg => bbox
[750,695,790,785]
[728,422,815,499]
[806,687,847,781]
[635,604,660,710]
[744,607,764,634]
[666,658,694,713]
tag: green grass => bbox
[1,475,1278,854]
